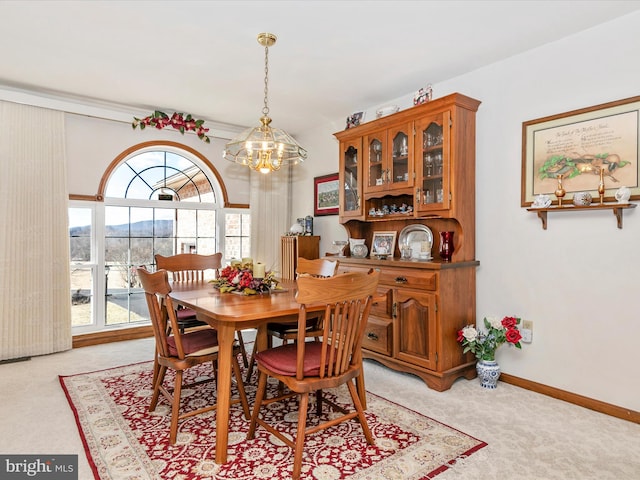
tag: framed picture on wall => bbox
[521,95,640,206]
[314,173,339,216]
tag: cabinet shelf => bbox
[527,203,636,229]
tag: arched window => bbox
[69,143,250,333]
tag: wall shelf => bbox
[527,203,636,230]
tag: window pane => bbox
[131,207,154,236]
[105,206,129,237]
[176,209,196,240]
[241,213,251,236]
[106,264,131,289]
[154,208,175,237]
[69,206,91,263]
[105,166,132,198]
[165,152,193,171]
[131,237,154,266]
[127,151,164,171]
[70,267,93,327]
[199,210,216,237]
[126,175,154,199]
[105,237,127,263]
[106,292,147,326]
[225,236,241,260]
[154,238,173,258]
[226,213,241,236]
[224,212,250,261]
[177,238,197,254]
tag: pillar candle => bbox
[254,262,266,279]
[230,259,241,267]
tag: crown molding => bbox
[0,84,245,140]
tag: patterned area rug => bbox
[60,359,486,479]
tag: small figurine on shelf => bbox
[554,174,566,206]
[346,112,365,129]
[598,167,606,204]
[413,84,433,105]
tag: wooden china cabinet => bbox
[333,93,481,391]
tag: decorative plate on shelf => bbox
[351,243,368,259]
[398,224,433,260]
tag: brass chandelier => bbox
[223,33,307,174]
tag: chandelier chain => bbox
[263,45,270,116]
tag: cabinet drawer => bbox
[378,267,438,291]
[362,317,392,355]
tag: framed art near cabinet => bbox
[521,95,640,206]
[371,231,397,258]
[314,173,339,216]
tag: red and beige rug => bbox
[60,360,486,479]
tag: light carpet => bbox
[59,360,486,479]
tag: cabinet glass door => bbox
[365,131,387,194]
[340,139,362,218]
[415,112,450,213]
[388,124,413,188]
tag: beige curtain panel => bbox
[250,166,291,273]
[0,101,71,361]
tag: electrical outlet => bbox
[521,320,533,343]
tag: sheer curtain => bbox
[0,101,71,361]
[249,166,291,275]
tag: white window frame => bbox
[70,145,246,335]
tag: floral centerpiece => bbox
[457,316,522,361]
[210,265,280,295]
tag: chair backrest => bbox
[137,267,188,359]
[294,270,379,381]
[155,253,222,282]
[296,257,339,278]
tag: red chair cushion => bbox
[255,342,334,377]
[176,307,197,320]
[167,329,218,356]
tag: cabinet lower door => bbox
[394,289,437,369]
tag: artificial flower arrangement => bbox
[457,316,523,361]
[210,265,280,295]
[132,110,211,143]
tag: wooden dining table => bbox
[169,280,331,464]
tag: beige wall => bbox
[292,12,640,412]
[65,114,250,204]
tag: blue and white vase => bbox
[476,359,501,389]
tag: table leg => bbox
[254,324,267,353]
[215,322,235,464]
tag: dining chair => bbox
[268,257,339,343]
[246,269,380,480]
[245,258,339,383]
[137,267,250,444]
[155,253,249,367]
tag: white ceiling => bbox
[1,1,639,136]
